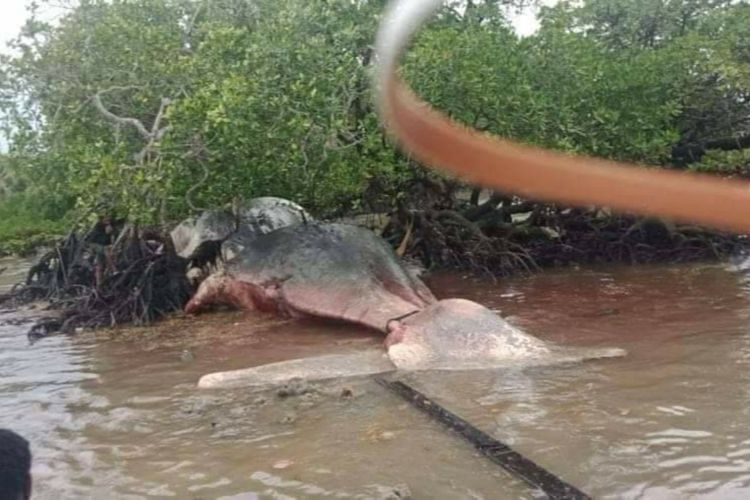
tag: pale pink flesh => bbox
[185,275,421,333]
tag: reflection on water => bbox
[2,259,750,498]
[0,255,35,294]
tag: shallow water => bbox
[2,260,750,498]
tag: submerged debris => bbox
[340,387,354,400]
[371,484,412,499]
[275,378,317,399]
[279,412,297,425]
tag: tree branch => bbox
[150,97,171,136]
[92,87,151,139]
[182,2,205,53]
[135,97,172,163]
[92,87,172,164]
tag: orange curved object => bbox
[376,1,750,234]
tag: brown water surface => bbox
[2,259,750,498]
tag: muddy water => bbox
[2,260,750,498]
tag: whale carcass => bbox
[186,221,623,388]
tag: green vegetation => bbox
[0,0,748,258]
[0,193,69,255]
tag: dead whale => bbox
[187,222,623,389]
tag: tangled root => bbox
[385,199,745,276]
[387,209,538,277]
[1,226,192,338]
